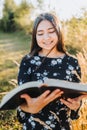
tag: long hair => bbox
[30,13,66,56]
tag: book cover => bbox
[0,79,87,110]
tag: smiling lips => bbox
[43,41,53,45]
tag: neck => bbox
[39,48,65,58]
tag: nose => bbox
[43,33,50,40]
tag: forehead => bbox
[37,20,54,30]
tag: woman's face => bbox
[36,20,58,51]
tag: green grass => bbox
[0,31,31,130]
[0,31,31,92]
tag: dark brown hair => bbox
[30,13,66,56]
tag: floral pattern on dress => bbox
[17,54,81,130]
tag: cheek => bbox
[54,34,58,42]
[36,36,42,44]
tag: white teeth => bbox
[44,41,52,45]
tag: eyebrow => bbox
[37,27,54,32]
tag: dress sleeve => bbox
[17,106,30,123]
[71,59,81,83]
[70,59,82,120]
[18,55,32,85]
[17,55,31,123]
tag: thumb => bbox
[20,94,31,104]
[79,94,87,100]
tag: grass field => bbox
[0,31,87,130]
[0,31,31,130]
[0,31,31,91]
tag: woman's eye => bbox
[49,30,55,33]
[37,30,55,36]
[37,33,43,36]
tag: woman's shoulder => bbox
[22,54,31,60]
[20,54,30,62]
[19,54,32,65]
[65,53,78,61]
[65,53,79,65]
[20,53,41,64]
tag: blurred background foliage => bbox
[0,0,87,129]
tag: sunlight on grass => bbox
[0,31,30,93]
[0,31,30,129]
[71,50,87,130]
[0,30,87,130]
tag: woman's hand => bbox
[20,89,63,114]
[60,95,87,111]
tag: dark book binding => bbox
[0,79,87,110]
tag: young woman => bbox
[17,13,83,130]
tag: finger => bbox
[78,95,87,100]
[60,98,71,106]
[67,98,74,103]
[45,89,63,103]
[60,98,80,110]
[68,97,81,105]
[39,90,51,99]
[73,94,87,101]
[20,94,31,104]
[67,98,80,105]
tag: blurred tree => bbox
[0,0,17,32]
[37,0,44,10]
[65,10,87,54]
[14,0,34,33]
[0,0,34,33]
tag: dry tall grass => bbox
[71,49,87,130]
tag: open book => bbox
[0,78,87,110]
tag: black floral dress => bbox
[17,54,81,130]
